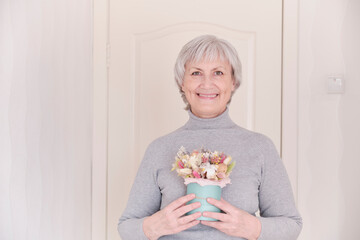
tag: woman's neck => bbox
[184,108,236,130]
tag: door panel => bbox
[108,1,282,239]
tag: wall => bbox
[298,0,360,238]
[0,1,93,239]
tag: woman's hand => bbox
[201,198,261,240]
[143,194,201,240]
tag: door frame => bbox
[281,0,299,205]
[92,0,109,238]
[91,0,299,238]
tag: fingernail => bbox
[207,198,212,203]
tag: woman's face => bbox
[182,58,235,118]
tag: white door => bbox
[107,1,282,239]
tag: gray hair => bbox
[174,35,242,110]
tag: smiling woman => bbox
[117,35,302,240]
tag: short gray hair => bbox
[174,35,242,109]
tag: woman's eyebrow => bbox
[212,66,226,71]
[189,67,203,71]
[190,66,226,71]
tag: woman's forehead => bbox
[186,57,231,68]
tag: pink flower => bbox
[192,170,201,178]
[177,161,184,169]
[202,156,209,163]
[220,154,226,163]
[217,172,226,179]
[211,156,221,164]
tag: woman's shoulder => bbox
[144,126,187,153]
[232,125,277,150]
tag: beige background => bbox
[297,0,360,238]
[0,0,92,239]
[1,0,359,239]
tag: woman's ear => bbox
[231,78,236,92]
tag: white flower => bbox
[200,162,218,180]
[188,155,201,170]
[177,168,192,177]
[206,168,217,179]
[223,156,232,165]
[177,146,186,157]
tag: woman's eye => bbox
[191,71,201,76]
[214,71,223,76]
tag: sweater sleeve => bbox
[257,137,302,240]
[118,143,161,240]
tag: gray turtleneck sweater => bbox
[118,109,302,240]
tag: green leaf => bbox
[226,161,236,174]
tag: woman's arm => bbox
[118,143,201,240]
[256,137,302,240]
[117,144,162,240]
[201,136,302,240]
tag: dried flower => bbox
[172,146,235,181]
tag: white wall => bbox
[0,1,93,239]
[298,0,360,238]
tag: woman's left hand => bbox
[201,198,261,240]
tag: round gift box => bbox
[186,182,221,221]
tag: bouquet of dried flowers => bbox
[171,146,235,187]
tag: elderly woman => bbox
[118,35,302,240]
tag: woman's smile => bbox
[196,93,219,99]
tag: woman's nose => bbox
[201,74,213,86]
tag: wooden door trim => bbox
[92,0,109,238]
[92,0,300,237]
[282,0,299,204]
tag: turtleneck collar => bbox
[183,108,236,130]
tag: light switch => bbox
[327,76,345,94]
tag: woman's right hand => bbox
[142,193,201,240]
